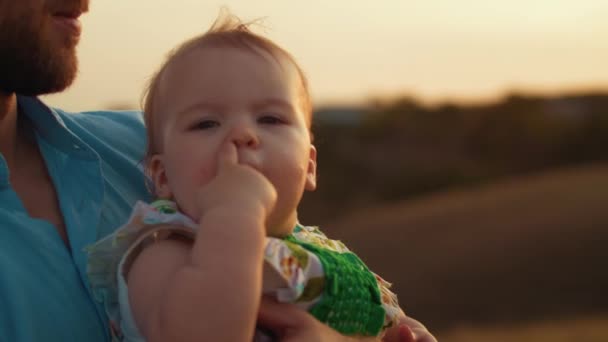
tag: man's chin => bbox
[26,51,78,96]
[0,16,80,96]
[7,66,77,97]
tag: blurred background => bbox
[45,1,608,340]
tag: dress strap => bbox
[119,224,195,279]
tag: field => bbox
[437,315,608,342]
[322,163,608,335]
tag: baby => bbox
[86,13,435,342]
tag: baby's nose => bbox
[230,124,259,148]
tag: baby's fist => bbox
[197,142,277,220]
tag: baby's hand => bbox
[197,141,277,221]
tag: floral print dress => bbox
[86,200,402,341]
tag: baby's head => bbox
[142,13,317,236]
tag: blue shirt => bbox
[0,96,151,341]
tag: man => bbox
[1,0,150,340]
[0,1,425,341]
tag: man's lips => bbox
[51,11,83,37]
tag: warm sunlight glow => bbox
[44,0,608,110]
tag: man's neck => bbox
[0,92,20,167]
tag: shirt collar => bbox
[17,95,96,159]
[0,154,8,189]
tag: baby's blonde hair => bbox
[141,12,312,167]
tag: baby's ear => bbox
[305,145,317,191]
[149,154,172,199]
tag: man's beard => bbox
[0,15,78,96]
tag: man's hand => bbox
[382,324,415,342]
[257,298,416,342]
[383,310,437,342]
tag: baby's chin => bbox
[266,230,291,239]
[266,224,293,239]
[266,213,299,238]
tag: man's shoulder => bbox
[52,108,153,231]
[55,108,145,136]
[53,108,147,157]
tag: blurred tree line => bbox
[300,92,608,224]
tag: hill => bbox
[437,314,608,342]
[301,92,608,224]
[322,163,608,332]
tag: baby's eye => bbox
[258,115,283,125]
[191,120,219,130]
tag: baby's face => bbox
[151,46,316,236]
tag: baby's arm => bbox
[127,142,277,342]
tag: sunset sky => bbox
[44,0,608,111]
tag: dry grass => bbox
[322,163,608,331]
[437,315,608,342]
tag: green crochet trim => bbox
[285,235,385,336]
[151,199,177,214]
